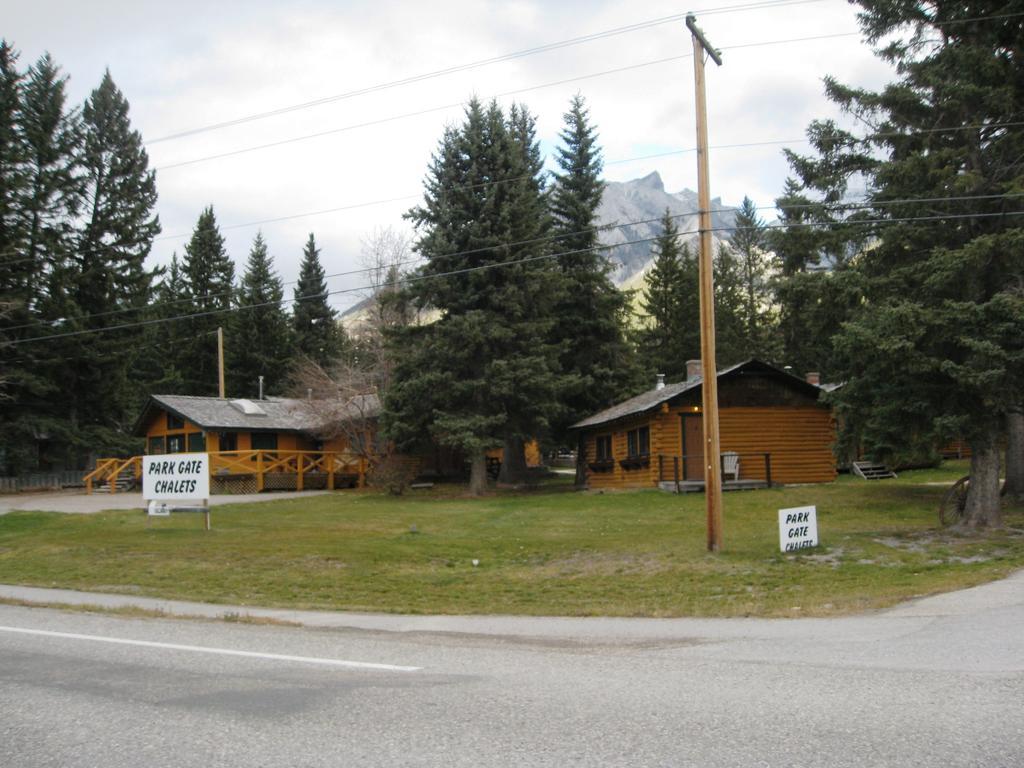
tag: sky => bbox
[6,0,895,312]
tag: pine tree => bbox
[7,53,83,471]
[293,232,346,368]
[179,206,234,396]
[548,94,639,448]
[713,242,748,366]
[384,99,565,494]
[65,70,160,458]
[139,253,187,395]
[789,0,1024,526]
[728,196,778,359]
[229,232,293,398]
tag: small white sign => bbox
[779,505,818,553]
[143,453,209,501]
[147,500,171,517]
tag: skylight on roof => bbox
[229,398,267,416]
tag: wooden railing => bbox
[656,452,773,491]
[84,456,143,494]
[86,451,367,494]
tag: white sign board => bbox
[779,505,819,553]
[143,454,209,501]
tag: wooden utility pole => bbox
[217,326,226,398]
[686,14,724,552]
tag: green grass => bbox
[0,460,1021,618]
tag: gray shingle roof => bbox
[136,394,381,436]
[570,359,823,430]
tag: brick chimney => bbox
[655,373,665,391]
[805,371,821,386]
[686,359,702,382]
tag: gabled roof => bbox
[132,393,381,437]
[570,359,824,431]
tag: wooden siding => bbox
[717,407,836,484]
[580,404,835,489]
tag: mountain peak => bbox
[635,171,664,192]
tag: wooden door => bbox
[681,414,704,481]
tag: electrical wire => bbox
[5,190,1022,334]
[6,207,1023,348]
[145,0,829,145]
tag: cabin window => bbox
[166,434,186,454]
[627,426,650,458]
[595,435,612,461]
[251,433,278,451]
[147,436,165,455]
[220,432,238,452]
[620,426,650,470]
[188,432,206,452]
[166,412,185,431]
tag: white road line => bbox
[0,625,421,672]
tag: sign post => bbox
[143,453,211,530]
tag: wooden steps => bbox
[852,461,897,480]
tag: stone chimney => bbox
[805,371,821,386]
[655,373,665,391]
[686,359,702,382]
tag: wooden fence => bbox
[0,471,86,493]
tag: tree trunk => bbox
[1005,410,1024,502]
[964,429,1002,528]
[574,434,587,489]
[468,451,488,496]
[498,435,528,485]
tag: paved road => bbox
[1,575,1022,767]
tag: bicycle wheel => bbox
[939,475,970,526]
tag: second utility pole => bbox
[686,14,724,552]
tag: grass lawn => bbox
[0,460,1021,618]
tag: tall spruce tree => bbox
[7,53,82,471]
[179,206,234,396]
[787,0,1024,526]
[548,94,639,448]
[64,70,160,459]
[637,209,700,380]
[142,253,187,394]
[229,232,293,398]
[384,99,564,494]
[293,232,346,368]
[713,241,749,366]
[728,196,778,359]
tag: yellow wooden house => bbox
[571,359,837,491]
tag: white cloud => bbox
[6,0,894,309]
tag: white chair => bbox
[722,451,740,481]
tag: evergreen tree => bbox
[548,94,639,447]
[713,241,749,366]
[788,0,1024,526]
[179,206,234,396]
[63,70,160,458]
[293,232,346,368]
[384,99,565,494]
[728,196,778,359]
[141,254,187,394]
[637,209,700,380]
[0,41,36,473]
[229,232,293,398]
[4,53,83,472]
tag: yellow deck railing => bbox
[85,450,367,494]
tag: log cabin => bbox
[85,393,543,493]
[571,359,837,490]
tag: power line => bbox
[7,207,1023,348]
[6,190,1022,334]
[145,0,827,145]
